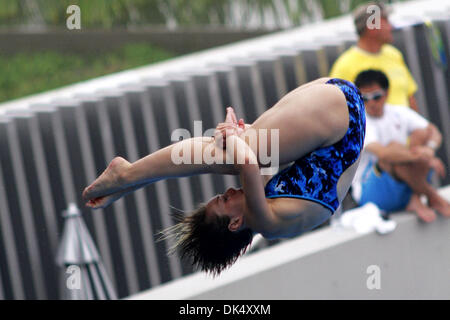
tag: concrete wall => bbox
[129,186,450,300]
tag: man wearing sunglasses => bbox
[329,1,419,112]
[352,69,450,222]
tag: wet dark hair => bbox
[354,69,390,90]
[160,203,253,276]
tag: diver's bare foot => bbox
[406,194,436,223]
[428,193,450,217]
[85,180,148,210]
[83,156,131,202]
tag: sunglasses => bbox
[362,91,385,102]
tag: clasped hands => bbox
[214,107,246,149]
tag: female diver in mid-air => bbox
[82,77,366,275]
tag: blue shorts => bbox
[359,165,433,212]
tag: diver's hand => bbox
[215,107,245,148]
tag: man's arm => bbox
[408,95,420,113]
[424,124,442,151]
[409,124,442,152]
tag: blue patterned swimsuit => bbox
[264,78,366,213]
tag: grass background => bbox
[0,43,175,103]
[0,0,408,104]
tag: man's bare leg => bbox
[390,160,450,217]
[426,190,450,217]
[405,193,436,223]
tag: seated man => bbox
[329,2,419,111]
[352,69,450,222]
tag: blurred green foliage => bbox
[0,0,404,29]
[0,43,174,103]
[0,0,406,103]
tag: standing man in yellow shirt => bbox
[330,1,420,111]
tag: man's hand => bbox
[410,145,446,178]
[429,157,446,178]
[410,145,435,163]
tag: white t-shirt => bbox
[352,104,429,202]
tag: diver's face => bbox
[360,83,387,118]
[205,187,246,229]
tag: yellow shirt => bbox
[329,44,418,107]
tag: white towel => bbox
[338,202,397,234]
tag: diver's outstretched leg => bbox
[83,136,238,204]
[86,180,148,209]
